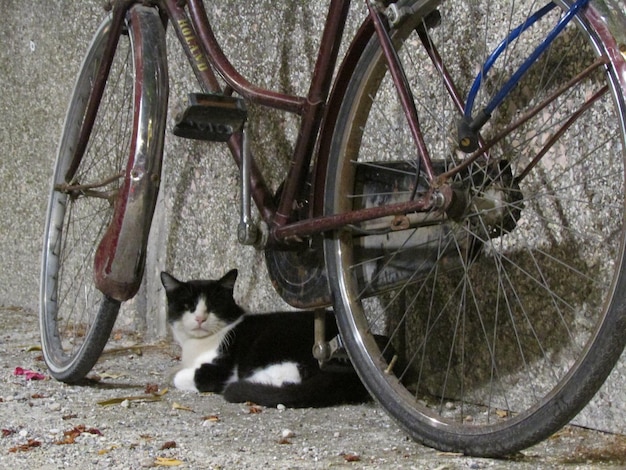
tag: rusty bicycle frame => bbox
[72,0,446,302]
[67,0,621,303]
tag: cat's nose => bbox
[195,316,205,326]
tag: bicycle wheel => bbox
[325,0,626,456]
[40,7,165,383]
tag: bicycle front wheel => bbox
[325,0,626,456]
[40,6,165,383]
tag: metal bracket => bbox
[385,3,410,27]
[385,0,442,28]
[312,310,351,370]
[312,309,330,363]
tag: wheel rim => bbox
[40,16,132,373]
[326,0,626,453]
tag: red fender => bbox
[94,5,169,301]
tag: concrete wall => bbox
[0,0,349,331]
[2,1,626,434]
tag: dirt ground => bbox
[1,306,626,469]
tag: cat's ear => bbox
[161,272,183,293]
[219,269,238,290]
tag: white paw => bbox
[173,368,198,392]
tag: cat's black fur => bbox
[160,269,369,408]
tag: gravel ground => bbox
[1,306,626,469]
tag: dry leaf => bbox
[202,415,220,422]
[154,457,184,467]
[55,425,102,445]
[101,345,145,356]
[97,445,118,455]
[343,453,361,462]
[172,402,194,412]
[9,439,41,452]
[97,395,163,407]
[160,441,177,450]
[248,405,263,414]
[13,367,47,381]
[98,372,126,380]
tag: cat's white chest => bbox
[173,321,239,392]
[181,335,222,368]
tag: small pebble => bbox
[140,457,156,468]
[282,429,295,439]
[48,402,61,412]
[276,404,286,411]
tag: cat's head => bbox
[160,269,244,342]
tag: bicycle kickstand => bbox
[312,310,353,372]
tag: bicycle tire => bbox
[40,6,163,383]
[325,0,626,456]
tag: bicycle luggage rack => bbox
[173,92,247,142]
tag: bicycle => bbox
[40,0,626,457]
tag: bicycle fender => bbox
[94,5,169,302]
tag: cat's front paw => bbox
[173,368,199,392]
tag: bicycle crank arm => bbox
[94,6,169,302]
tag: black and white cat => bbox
[160,269,369,408]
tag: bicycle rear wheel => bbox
[40,6,164,382]
[325,0,626,456]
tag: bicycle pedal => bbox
[173,93,247,142]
